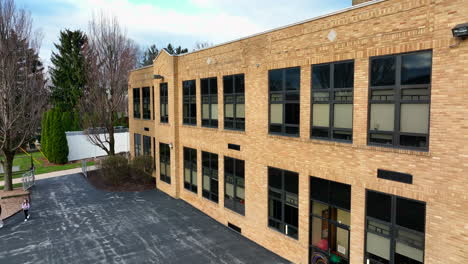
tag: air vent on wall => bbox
[144,127,150,131]
[228,144,240,151]
[377,169,413,184]
[228,223,241,233]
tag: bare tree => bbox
[0,0,48,191]
[81,13,138,156]
[193,41,213,51]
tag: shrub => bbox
[130,155,154,184]
[100,155,129,185]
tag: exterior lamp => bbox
[452,23,468,38]
[153,74,164,79]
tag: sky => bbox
[15,0,352,67]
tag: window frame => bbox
[201,77,218,128]
[143,135,151,156]
[182,80,197,126]
[160,83,169,123]
[133,88,141,119]
[142,86,151,120]
[159,143,171,184]
[268,67,301,137]
[368,50,432,151]
[152,86,155,120]
[223,74,245,131]
[364,190,426,264]
[202,151,219,203]
[309,177,351,263]
[311,60,354,143]
[268,167,299,239]
[183,147,197,193]
[224,156,245,215]
[134,133,141,156]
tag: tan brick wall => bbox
[352,0,374,5]
[129,0,468,263]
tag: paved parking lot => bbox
[0,173,289,264]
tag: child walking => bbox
[21,199,30,222]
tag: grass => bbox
[1,151,95,182]
[0,182,23,190]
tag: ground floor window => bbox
[202,151,218,203]
[224,156,245,215]
[365,190,425,264]
[159,143,171,184]
[183,147,197,193]
[268,167,299,239]
[310,176,351,264]
[134,134,141,156]
[143,135,151,156]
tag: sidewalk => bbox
[0,166,96,186]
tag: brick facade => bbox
[128,0,468,263]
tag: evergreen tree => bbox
[72,111,81,131]
[49,29,87,112]
[61,111,73,132]
[141,44,159,66]
[47,109,68,164]
[40,111,49,157]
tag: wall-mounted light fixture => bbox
[168,143,173,149]
[153,74,164,79]
[452,23,468,38]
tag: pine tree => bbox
[61,111,73,132]
[40,111,49,157]
[49,29,87,112]
[141,44,159,66]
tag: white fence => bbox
[66,131,129,161]
[22,170,35,191]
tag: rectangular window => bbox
[269,67,300,137]
[183,80,197,125]
[183,147,197,193]
[202,151,218,203]
[311,61,354,142]
[133,88,141,118]
[369,51,431,150]
[142,87,151,120]
[143,135,151,156]
[268,167,299,239]
[224,157,245,215]
[201,77,218,128]
[365,190,426,264]
[152,86,155,120]
[223,74,245,131]
[159,143,171,184]
[134,133,141,156]
[310,177,351,263]
[160,83,168,123]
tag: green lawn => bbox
[1,152,95,182]
[0,182,23,190]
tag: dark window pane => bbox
[396,198,425,232]
[285,126,299,136]
[284,204,298,227]
[284,171,298,195]
[400,135,427,148]
[401,52,432,85]
[210,78,218,94]
[235,159,245,178]
[235,74,245,93]
[311,177,329,203]
[371,57,396,86]
[285,67,300,91]
[366,191,391,222]
[312,64,330,89]
[269,69,283,91]
[394,253,423,264]
[334,62,354,88]
[285,103,300,125]
[224,158,233,175]
[312,128,329,138]
[333,130,352,141]
[330,181,351,210]
[223,76,233,94]
[370,133,393,145]
[268,168,282,189]
[201,79,209,94]
[270,124,282,133]
[269,199,282,220]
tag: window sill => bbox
[202,196,219,206]
[309,138,354,148]
[361,144,430,157]
[158,122,170,126]
[267,134,302,141]
[223,129,246,135]
[183,188,198,196]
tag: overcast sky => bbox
[16,0,352,66]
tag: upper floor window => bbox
[310,177,351,263]
[369,51,432,150]
[133,88,141,118]
[365,190,426,264]
[312,61,354,142]
[142,87,151,120]
[268,167,299,239]
[224,157,245,215]
[143,135,151,156]
[183,147,197,193]
[160,143,171,184]
[160,83,168,123]
[269,67,300,137]
[224,74,245,131]
[201,77,218,128]
[134,133,141,156]
[202,151,219,203]
[183,80,197,125]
